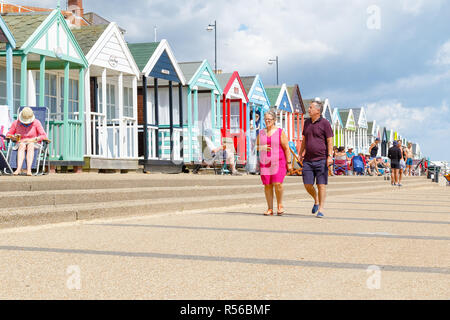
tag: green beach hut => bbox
[0,9,89,170]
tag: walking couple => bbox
[257,101,334,218]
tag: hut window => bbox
[123,87,133,118]
[0,66,21,114]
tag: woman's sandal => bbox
[277,207,285,216]
[264,209,274,216]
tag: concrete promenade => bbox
[0,174,448,299]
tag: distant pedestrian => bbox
[298,101,334,218]
[257,110,292,216]
[388,141,402,186]
[398,140,406,186]
[405,143,414,176]
[369,138,380,161]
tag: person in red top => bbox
[6,107,48,176]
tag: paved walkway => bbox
[0,184,448,299]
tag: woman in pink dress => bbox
[6,107,48,176]
[257,110,292,216]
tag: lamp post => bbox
[268,56,279,85]
[206,20,217,73]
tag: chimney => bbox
[68,0,84,17]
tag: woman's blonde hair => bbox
[264,109,277,121]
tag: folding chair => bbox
[287,141,302,176]
[334,160,348,176]
[5,107,51,176]
[0,105,13,174]
[352,155,365,176]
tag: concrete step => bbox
[0,178,429,209]
[0,174,427,192]
[0,179,434,229]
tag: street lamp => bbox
[268,56,279,85]
[206,20,217,73]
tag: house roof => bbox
[339,110,350,125]
[240,76,256,93]
[0,12,49,50]
[71,24,108,55]
[215,73,234,91]
[265,87,282,106]
[0,15,16,47]
[177,61,203,84]
[128,42,160,72]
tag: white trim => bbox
[141,39,186,85]
[274,83,293,113]
[85,22,141,78]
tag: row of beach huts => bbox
[0,2,422,173]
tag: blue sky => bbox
[18,0,450,160]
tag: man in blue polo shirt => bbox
[298,100,334,218]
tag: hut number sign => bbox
[109,55,119,68]
[161,69,170,75]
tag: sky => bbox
[16,0,450,160]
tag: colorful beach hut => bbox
[0,15,16,116]
[216,72,249,164]
[381,127,388,156]
[287,84,306,151]
[72,22,141,171]
[338,109,357,150]
[128,40,186,172]
[0,9,89,170]
[176,60,222,164]
[266,84,294,140]
[332,108,344,148]
[241,75,271,172]
[341,107,368,154]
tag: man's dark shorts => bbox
[302,160,328,185]
[391,161,400,169]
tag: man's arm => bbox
[299,135,306,161]
[327,137,334,167]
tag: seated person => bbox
[6,107,48,176]
[203,131,240,176]
[346,148,356,171]
[334,146,348,175]
[375,157,389,175]
[352,153,366,175]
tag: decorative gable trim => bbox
[222,71,249,102]
[85,22,140,78]
[247,75,270,110]
[189,60,222,93]
[141,39,186,85]
[275,84,293,113]
[21,9,88,68]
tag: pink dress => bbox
[259,128,287,185]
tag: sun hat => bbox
[18,107,35,125]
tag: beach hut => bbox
[286,84,306,151]
[340,107,368,154]
[241,75,270,172]
[72,22,141,171]
[348,107,368,154]
[175,60,222,164]
[266,84,294,140]
[128,40,186,172]
[322,99,333,124]
[381,127,388,156]
[0,9,89,171]
[0,15,16,117]
[216,72,249,165]
[332,108,344,148]
[338,109,357,150]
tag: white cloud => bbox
[433,41,450,66]
[365,100,450,159]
